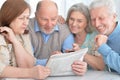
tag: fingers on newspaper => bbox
[46,48,88,76]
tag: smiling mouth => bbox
[22,27,27,29]
[97,25,104,31]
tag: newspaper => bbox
[46,48,88,76]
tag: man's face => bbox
[90,6,116,35]
[35,6,58,34]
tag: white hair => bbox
[89,0,116,14]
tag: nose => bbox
[23,18,29,26]
[95,19,100,28]
[46,20,53,27]
[72,20,77,26]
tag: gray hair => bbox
[89,0,116,15]
[66,3,93,33]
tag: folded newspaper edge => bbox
[46,48,88,76]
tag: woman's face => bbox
[9,8,30,34]
[68,11,87,34]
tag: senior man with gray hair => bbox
[89,0,120,73]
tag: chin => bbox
[71,32,75,34]
[42,29,54,34]
[45,31,53,34]
[71,30,76,33]
[102,30,108,35]
[18,31,24,34]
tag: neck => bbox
[74,31,87,46]
[75,31,86,39]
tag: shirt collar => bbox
[34,20,59,32]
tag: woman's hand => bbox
[0,26,17,43]
[65,43,80,53]
[58,15,65,24]
[71,60,87,76]
[32,65,51,79]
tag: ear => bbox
[35,12,37,17]
[112,13,117,22]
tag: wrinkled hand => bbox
[72,60,87,76]
[33,65,51,79]
[65,43,80,53]
[0,27,17,43]
[95,34,108,47]
[57,15,65,24]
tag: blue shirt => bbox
[98,22,120,74]
[34,21,74,66]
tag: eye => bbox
[91,18,95,22]
[18,15,30,20]
[51,18,56,21]
[69,18,74,21]
[18,17,24,20]
[99,17,104,21]
[40,17,47,21]
[26,17,30,20]
[77,19,83,23]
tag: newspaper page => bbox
[46,48,88,76]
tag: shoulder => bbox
[89,31,98,38]
[20,34,31,47]
[56,23,72,40]
[29,17,36,23]
[57,23,71,33]
[28,17,36,30]
[20,34,34,55]
[21,34,30,41]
